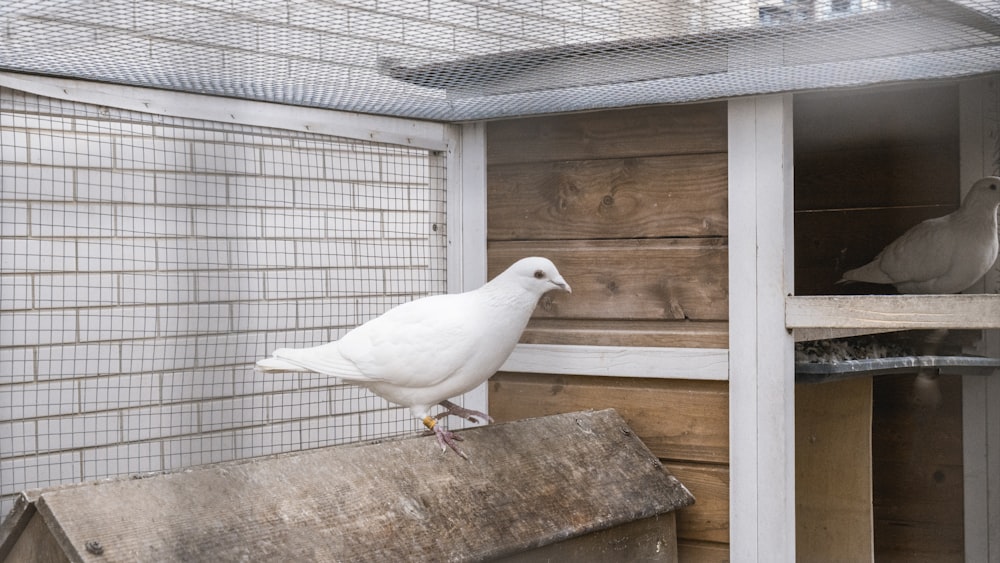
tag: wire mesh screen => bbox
[0,86,448,514]
[1,0,999,121]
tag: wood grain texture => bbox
[2,513,69,563]
[786,295,1000,330]
[488,374,730,548]
[489,239,728,321]
[497,514,678,563]
[520,319,728,348]
[23,410,694,563]
[0,494,35,561]
[795,378,874,562]
[488,153,727,240]
[676,540,730,563]
[487,103,727,165]
[489,373,728,465]
[666,463,730,544]
[872,374,965,562]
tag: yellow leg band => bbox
[422,416,436,430]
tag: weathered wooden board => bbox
[796,377,874,562]
[497,513,678,563]
[519,319,728,348]
[488,153,727,240]
[676,539,730,563]
[10,410,694,563]
[489,239,728,321]
[487,103,727,165]
[665,463,730,545]
[872,374,965,562]
[3,512,68,563]
[489,373,728,550]
[489,373,729,465]
[786,295,1000,330]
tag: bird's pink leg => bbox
[434,399,494,425]
[421,415,468,460]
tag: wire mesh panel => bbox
[0,86,448,514]
[1,0,999,120]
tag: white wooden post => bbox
[446,122,489,419]
[728,94,796,562]
[959,75,1000,563]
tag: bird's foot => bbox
[421,415,469,460]
[434,399,494,425]
[434,425,468,460]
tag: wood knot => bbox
[601,194,614,207]
[86,540,104,556]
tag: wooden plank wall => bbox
[793,84,965,561]
[872,374,965,562]
[486,103,731,561]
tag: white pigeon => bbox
[255,256,571,458]
[839,176,1000,294]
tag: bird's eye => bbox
[533,270,545,279]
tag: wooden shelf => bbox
[787,295,1000,342]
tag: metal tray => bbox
[795,355,1000,383]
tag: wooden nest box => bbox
[0,409,693,562]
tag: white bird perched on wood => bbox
[255,257,571,458]
[839,176,1000,294]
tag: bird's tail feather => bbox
[255,356,311,373]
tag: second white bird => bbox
[839,176,1000,294]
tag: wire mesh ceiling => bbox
[1,0,999,121]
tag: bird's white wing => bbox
[272,293,483,388]
[876,217,955,284]
[338,293,484,388]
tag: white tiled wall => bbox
[0,87,448,515]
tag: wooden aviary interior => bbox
[794,83,968,562]
[488,80,991,562]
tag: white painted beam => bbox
[0,71,450,150]
[501,344,729,380]
[959,75,1000,563]
[728,94,797,563]
[446,121,489,423]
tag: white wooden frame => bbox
[728,94,797,562]
[959,76,1000,563]
[502,344,729,380]
[0,72,449,151]
[445,121,490,417]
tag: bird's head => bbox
[964,176,1000,209]
[501,257,572,295]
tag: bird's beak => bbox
[551,278,571,293]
